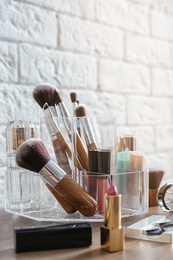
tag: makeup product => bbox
[70,91,81,136]
[101,185,125,252]
[43,103,83,172]
[70,91,78,116]
[55,90,88,170]
[6,120,35,208]
[43,103,72,175]
[88,150,98,199]
[149,168,164,207]
[33,83,59,117]
[75,105,98,151]
[117,150,130,173]
[130,151,145,172]
[126,215,173,243]
[14,222,92,253]
[15,138,98,217]
[97,149,111,214]
[157,183,173,212]
[117,135,136,152]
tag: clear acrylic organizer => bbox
[4,117,148,222]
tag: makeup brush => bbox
[43,103,83,172]
[32,83,59,117]
[70,91,81,136]
[149,168,165,207]
[55,89,88,170]
[75,105,98,151]
[16,138,98,217]
[70,91,78,116]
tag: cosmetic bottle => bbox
[5,120,35,209]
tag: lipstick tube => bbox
[40,160,98,217]
[101,193,125,252]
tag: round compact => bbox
[157,183,173,212]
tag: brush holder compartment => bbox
[4,117,148,222]
[5,170,148,221]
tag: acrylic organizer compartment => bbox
[4,117,148,222]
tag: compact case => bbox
[126,215,173,243]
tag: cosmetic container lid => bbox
[14,222,92,253]
[97,149,111,174]
[117,135,136,152]
[88,150,98,172]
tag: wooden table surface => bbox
[1,207,173,260]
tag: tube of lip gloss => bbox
[97,149,111,214]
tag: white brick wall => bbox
[1,0,173,208]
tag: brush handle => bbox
[55,175,98,217]
[46,183,77,213]
[55,131,83,171]
[75,132,89,170]
[52,137,71,175]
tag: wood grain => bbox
[0,207,172,260]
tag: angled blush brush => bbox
[55,89,88,170]
[16,138,98,217]
[43,103,83,172]
[32,83,59,117]
[75,105,98,151]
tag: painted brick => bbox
[59,15,124,59]
[151,10,173,41]
[95,0,149,34]
[147,152,173,180]
[126,33,173,68]
[117,126,155,154]
[127,96,172,125]
[0,83,42,125]
[14,0,95,19]
[152,68,173,96]
[156,125,173,151]
[99,60,150,94]
[19,44,97,89]
[0,42,17,83]
[0,0,57,46]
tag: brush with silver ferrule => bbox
[15,138,97,217]
[55,90,88,170]
[70,91,81,136]
[32,83,59,117]
[43,103,83,172]
[70,91,78,116]
[75,105,98,151]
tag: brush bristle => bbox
[16,138,51,173]
[33,83,58,108]
[70,92,77,103]
[149,169,164,189]
[54,88,62,104]
[43,102,49,110]
[75,105,86,117]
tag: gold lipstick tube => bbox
[101,194,125,252]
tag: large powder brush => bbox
[33,83,59,117]
[16,138,98,217]
[149,168,165,207]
